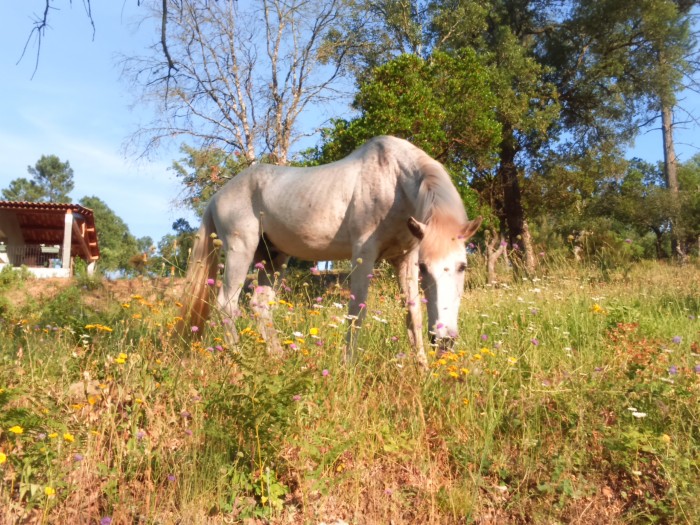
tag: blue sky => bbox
[1,2,698,243]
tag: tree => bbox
[1,178,45,202]
[79,196,140,273]
[125,0,354,165]
[170,144,251,216]
[2,155,74,203]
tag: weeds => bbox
[0,261,698,524]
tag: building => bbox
[0,201,99,278]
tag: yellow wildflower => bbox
[309,327,319,336]
[44,487,56,497]
[0,452,7,464]
[462,398,470,406]
[8,425,23,435]
[48,433,58,439]
[507,356,518,365]
[122,303,131,309]
[63,432,75,443]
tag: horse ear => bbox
[462,216,483,240]
[407,217,426,240]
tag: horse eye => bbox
[457,262,467,273]
[418,263,427,274]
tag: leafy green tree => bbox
[79,196,139,273]
[2,155,74,203]
[152,219,197,277]
[1,178,45,202]
[171,145,252,216]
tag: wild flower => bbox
[672,336,682,344]
[167,474,177,482]
[632,412,647,418]
[63,432,75,443]
[669,365,678,375]
[0,452,6,464]
[44,487,55,497]
[191,325,199,333]
[695,364,700,374]
[254,262,265,270]
[8,425,23,435]
[531,338,539,346]
[206,278,215,286]
[481,334,488,341]
[73,453,84,462]
[293,395,302,401]
[322,369,330,377]
[100,517,112,525]
[309,327,319,336]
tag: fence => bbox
[0,244,64,269]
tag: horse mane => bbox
[412,153,468,258]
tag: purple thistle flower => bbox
[672,336,682,344]
[322,369,330,377]
[531,338,539,346]
[292,395,302,402]
[669,365,678,375]
[367,273,374,279]
[191,325,199,333]
[73,453,84,462]
[254,262,265,270]
[167,474,176,482]
[100,518,112,525]
[625,238,632,244]
[481,334,488,341]
[206,278,215,286]
[694,364,700,374]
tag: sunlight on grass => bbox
[0,260,698,524]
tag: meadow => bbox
[0,257,698,524]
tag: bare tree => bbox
[123,0,351,164]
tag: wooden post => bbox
[62,210,73,271]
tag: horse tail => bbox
[178,206,219,336]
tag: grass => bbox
[0,259,698,524]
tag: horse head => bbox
[408,214,483,352]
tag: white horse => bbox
[179,136,482,367]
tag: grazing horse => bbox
[179,136,482,367]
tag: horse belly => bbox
[262,214,352,261]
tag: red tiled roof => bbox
[0,201,100,260]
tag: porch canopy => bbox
[0,201,99,276]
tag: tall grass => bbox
[0,259,698,524]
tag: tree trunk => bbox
[498,126,534,275]
[661,103,685,260]
[485,231,506,285]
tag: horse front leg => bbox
[394,251,427,368]
[344,252,376,363]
